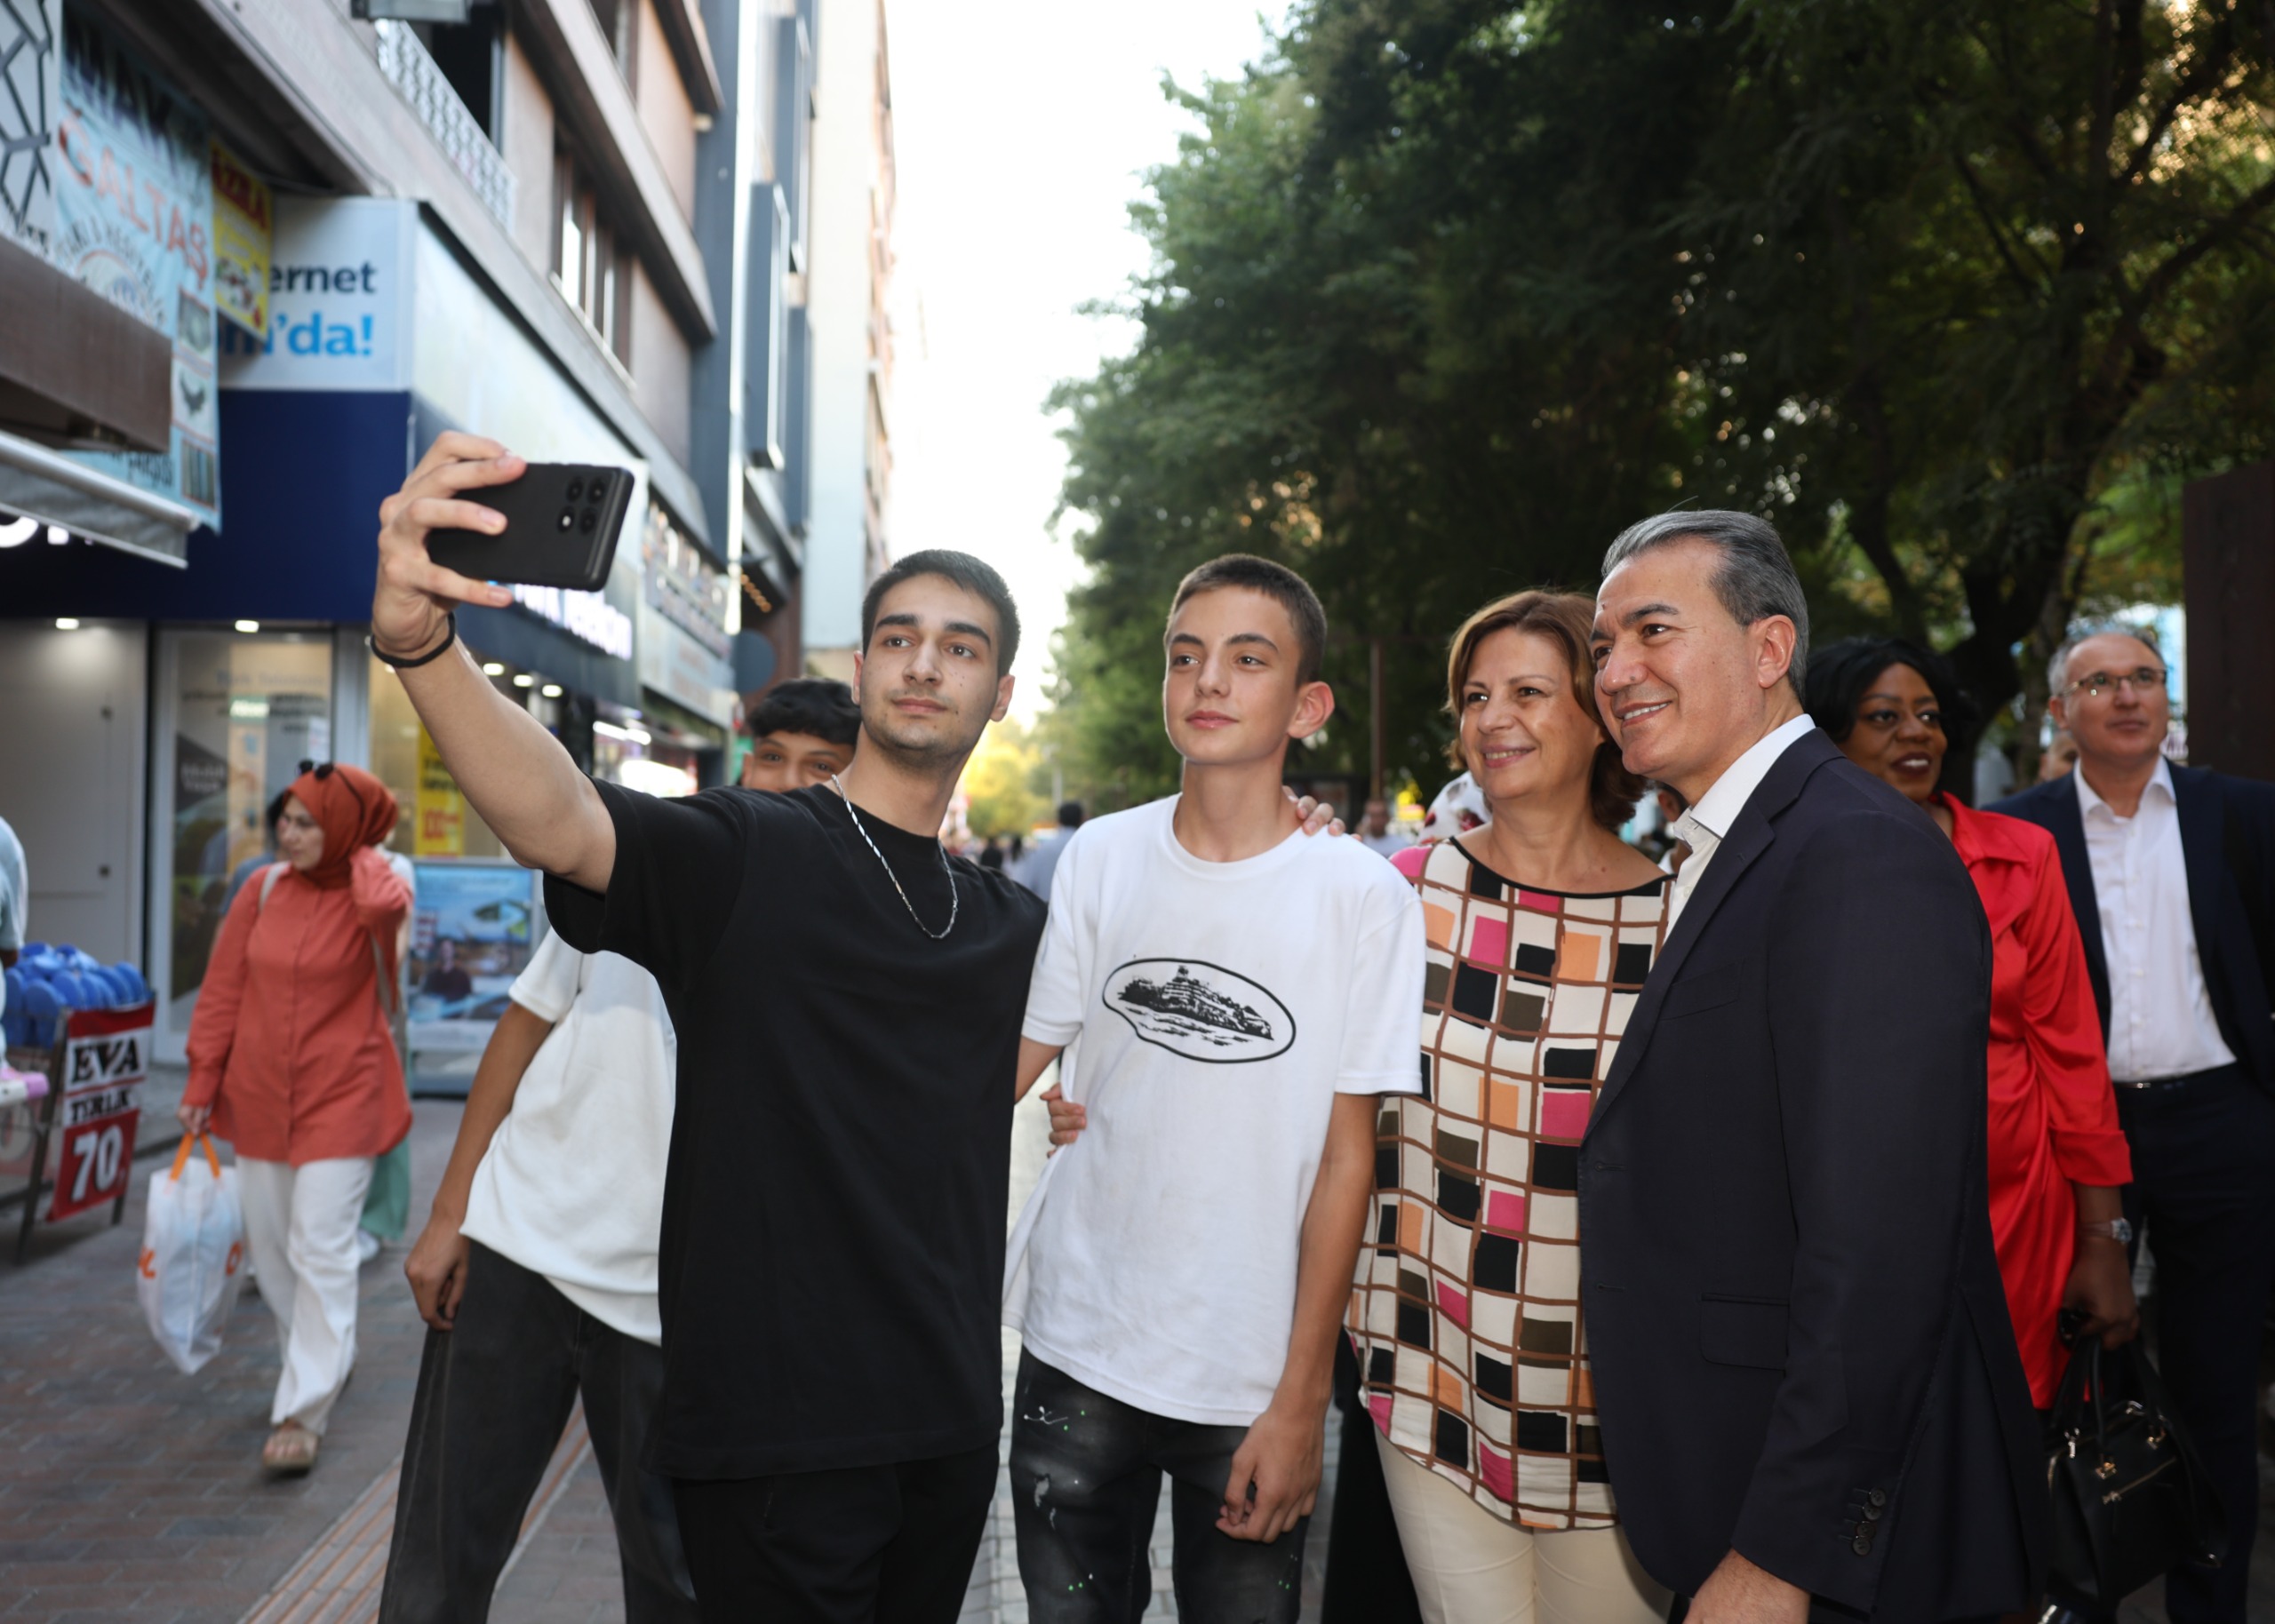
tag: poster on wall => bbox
[405,861,542,1059]
[209,139,270,337]
[52,12,218,527]
[413,725,464,856]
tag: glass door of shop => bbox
[148,629,338,1063]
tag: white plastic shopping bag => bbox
[137,1133,246,1374]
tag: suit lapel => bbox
[2044,777,2108,1033]
[2171,765,2226,991]
[1588,731,1834,1138]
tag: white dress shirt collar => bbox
[2072,754,2175,824]
[1680,713,1819,843]
[1664,713,1816,930]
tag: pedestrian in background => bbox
[179,763,411,1476]
[382,935,698,1622]
[221,792,291,914]
[1993,627,2275,1624]
[1018,800,1083,902]
[1808,637,2137,1413]
[1358,591,1671,1622]
[738,676,858,792]
[1356,795,1406,856]
[0,811,25,1023]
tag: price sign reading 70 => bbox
[49,1108,140,1222]
[43,1004,154,1226]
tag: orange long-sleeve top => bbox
[1943,793,2134,1406]
[182,845,413,1166]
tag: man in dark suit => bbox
[1992,626,2275,1624]
[1584,512,2043,1623]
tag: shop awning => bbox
[0,430,197,567]
[0,232,172,455]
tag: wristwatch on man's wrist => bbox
[2078,1218,2135,1245]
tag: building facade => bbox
[0,0,888,1066]
[799,0,893,680]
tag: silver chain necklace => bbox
[831,775,958,940]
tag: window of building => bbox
[554,150,634,365]
[587,0,638,84]
[747,184,788,466]
[774,10,813,272]
[419,7,502,142]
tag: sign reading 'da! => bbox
[219,196,412,392]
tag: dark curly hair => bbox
[1805,636,1980,744]
[746,678,860,747]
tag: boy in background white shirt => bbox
[1007,555,1425,1622]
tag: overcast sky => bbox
[886,3,1292,720]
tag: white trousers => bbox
[235,1155,373,1436]
[1376,1430,1671,1624]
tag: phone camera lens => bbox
[556,509,575,532]
[565,478,584,501]
[579,507,599,534]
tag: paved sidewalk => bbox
[491,1086,1343,1624]
[8,1077,2262,1622]
[0,1103,467,1623]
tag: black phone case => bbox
[426,463,635,592]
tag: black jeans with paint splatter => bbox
[1010,1350,1308,1624]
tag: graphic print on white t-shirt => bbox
[1008,796,1426,1428]
[1103,959,1294,1061]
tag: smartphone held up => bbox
[426,463,634,592]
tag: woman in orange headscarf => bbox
[181,762,411,1474]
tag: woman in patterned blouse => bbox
[1353,591,1672,1624]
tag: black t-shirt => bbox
[543,779,1046,1478]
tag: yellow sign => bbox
[414,725,464,856]
[210,139,272,336]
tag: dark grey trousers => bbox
[378,1240,698,1623]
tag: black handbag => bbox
[2042,1338,2224,1609]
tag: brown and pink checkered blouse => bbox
[1348,836,1668,1530]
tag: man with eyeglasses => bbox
[1993,627,2275,1624]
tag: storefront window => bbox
[164,632,332,1014]
[593,717,698,798]
[370,656,510,859]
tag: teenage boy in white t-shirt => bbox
[1006,555,1425,1623]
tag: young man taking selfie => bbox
[371,434,1046,1620]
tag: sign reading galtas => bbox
[52,12,218,528]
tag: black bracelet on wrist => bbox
[369,612,458,671]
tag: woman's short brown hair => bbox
[1443,590,1645,832]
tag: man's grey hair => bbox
[1600,510,1810,698]
[2047,623,2161,697]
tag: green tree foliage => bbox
[961,720,1050,839]
[1050,0,2275,799]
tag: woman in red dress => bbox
[1808,638,2137,1406]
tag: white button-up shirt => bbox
[2075,759,2236,1082]
[1667,713,1817,931]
